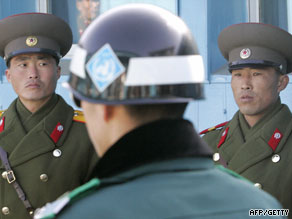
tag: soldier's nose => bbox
[28,67,39,79]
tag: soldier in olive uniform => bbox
[35,5,285,219]
[201,23,292,216]
[0,13,98,219]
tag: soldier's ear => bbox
[277,74,289,92]
[104,105,115,122]
[5,69,11,83]
[57,66,61,79]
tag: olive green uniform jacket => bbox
[0,94,98,219]
[202,101,292,216]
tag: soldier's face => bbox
[5,53,61,107]
[231,67,288,123]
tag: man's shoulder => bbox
[199,121,229,135]
[0,110,5,117]
[53,96,86,124]
[34,178,100,219]
[199,121,229,148]
[72,110,85,123]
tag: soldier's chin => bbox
[238,107,258,116]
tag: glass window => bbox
[206,0,247,76]
[51,0,177,75]
[51,0,176,44]
[99,0,176,14]
[51,0,100,44]
[260,0,287,30]
[0,0,36,19]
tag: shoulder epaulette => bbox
[34,178,100,219]
[199,121,229,135]
[0,110,6,117]
[73,110,85,123]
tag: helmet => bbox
[66,3,205,105]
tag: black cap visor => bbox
[229,59,282,72]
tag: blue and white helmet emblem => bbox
[86,44,125,92]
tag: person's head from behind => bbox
[0,13,72,111]
[218,23,291,126]
[66,4,205,156]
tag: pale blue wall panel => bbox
[197,83,226,130]
[0,83,17,110]
[184,101,199,131]
[280,75,292,110]
[55,75,79,109]
[225,82,238,120]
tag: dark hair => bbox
[124,103,188,121]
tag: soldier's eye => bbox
[233,72,241,77]
[18,63,27,67]
[252,72,261,76]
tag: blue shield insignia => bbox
[86,44,125,92]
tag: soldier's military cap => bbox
[218,23,292,74]
[0,13,72,64]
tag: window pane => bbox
[208,0,247,75]
[52,0,100,44]
[260,0,287,30]
[0,0,36,19]
[51,0,176,44]
[99,0,176,14]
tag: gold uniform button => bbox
[213,153,220,162]
[2,207,9,215]
[40,174,48,182]
[271,154,280,163]
[254,183,262,189]
[1,171,7,179]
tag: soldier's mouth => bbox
[25,80,41,88]
[240,95,254,102]
[26,83,40,88]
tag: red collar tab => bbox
[50,122,64,144]
[217,127,229,148]
[0,117,5,133]
[199,121,229,135]
[268,128,283,151]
